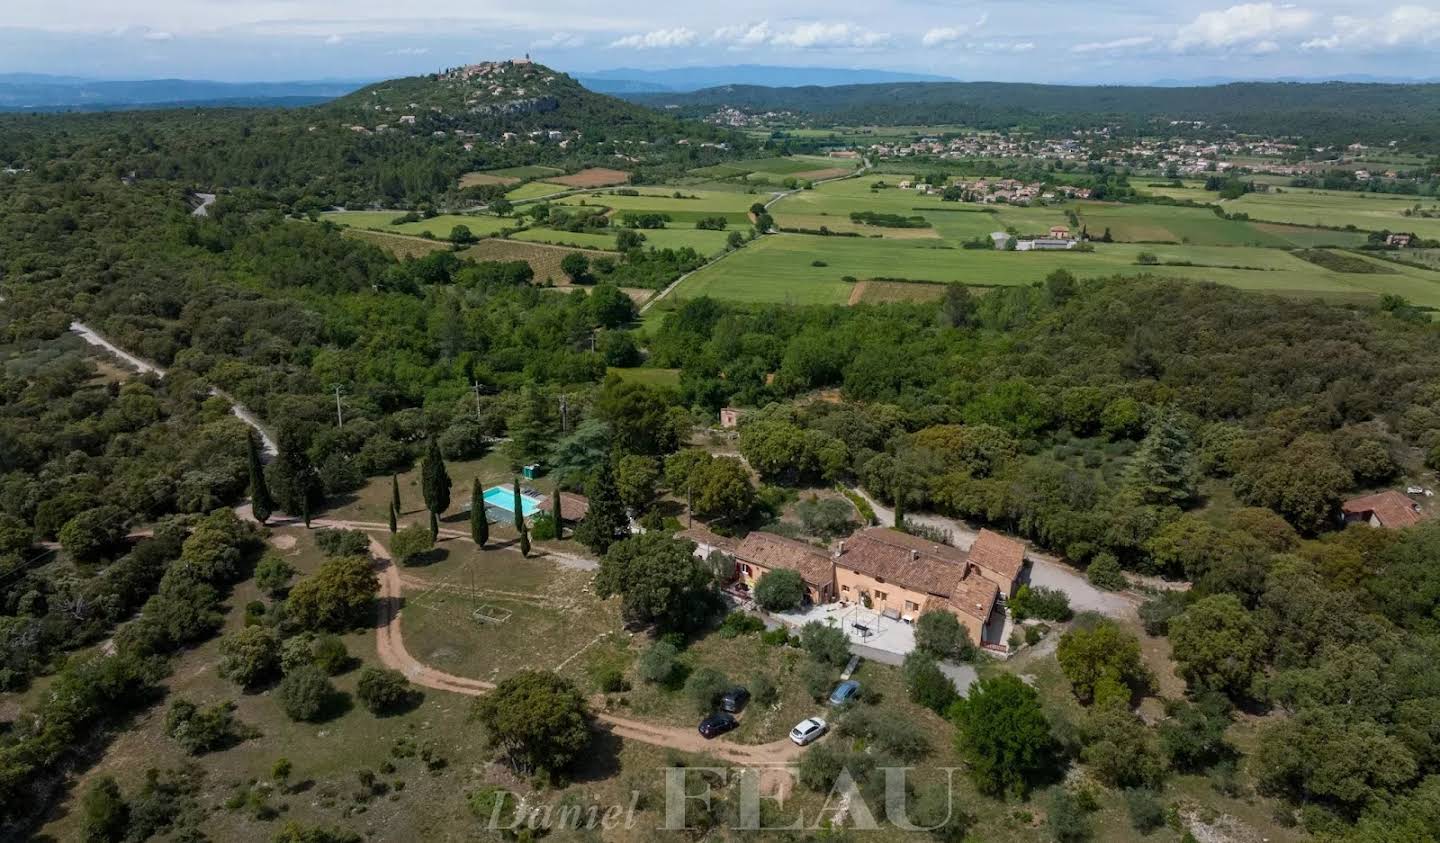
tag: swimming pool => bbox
[482,485,544,518]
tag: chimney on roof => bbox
[834,540,845,558]
[910,549,919,561]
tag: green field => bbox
[512,226,732,255]
[505,181,572,201]
[771,178,1067,240]
[486,164,564,179]
[321,211,518,238]
[1225,188,1440,239]
[668,233,1440,308]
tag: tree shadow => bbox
[374,594,405,629]
[400,546,450,567]
[570,725,624,784]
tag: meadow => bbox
[1225,187,1440,239]
[511,225,733,255]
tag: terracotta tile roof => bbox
[734,532,834,588]
[677,524,740,554]
[967,529,1026,582]
[837,528,969,596]
[538,491,589,521]
[1341,490,1424,529]
[943,574,1000,623]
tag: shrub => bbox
[593,665,628,693]
[1047,788,1093,842]
[530,513,558,541]
[277,665,337,722]
[915,611,973,661]
[389,524,434,566]
[684,666,729,713]
[165,698,247,755]
[800,621,850,667]
[80,776,129,843]
[802,661,834,701]
[311,634,350,675]
[1086,552,1127,591]
[315,529,370,558]
[1009,585,1072,622]
[750,674,778,706]
[760,627,794,647]
[217,626,281,689]
[902,651,958,713]
[718,611,766,638]
[254,553,296,597]
[356,667,417,715]
[1138,591,1190,636]
[1124,788,1165,833]
[753,569,806,611]
[636,641,680,684]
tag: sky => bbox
[3,0,1440,84]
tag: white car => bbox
[790,717,828,746]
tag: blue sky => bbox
[3,1,1439,83]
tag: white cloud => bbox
[968,40,1035,54]
[1303,5,1440,50]
[531,31,584,49]
[1072,35,1154,53]
[323,34,344,45]
[1172,3,1314,52]
[609,27,697,49]
[390,46,429,55]
[922,14,987,48]
[712,20,888,50]
[142,30,174,41]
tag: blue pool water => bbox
[483,485,543,518]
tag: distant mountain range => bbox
[0,74,368,111]
[575,65,955,94]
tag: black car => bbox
[698,712,738,739]
[719,686,750,713]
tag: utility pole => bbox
[687,478,693,529]
[558,394,569,434]
[331,384,344,428]
[470,380,483,421]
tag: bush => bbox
[356,667,417,715]
[389,524,433,565]
[750,674,778,706]
[839,707,930,762]
[315,528,369,558]
[1009,585,1072,622]
[753,569,806,612]
[255,553,296,596]
[1086,552,1127,591]
[530,513,558,541]
[1138,591,1190,636]
[1048,788,1093,842]
[636,641,680,684]
[165,698,246,755]
[902,652,958,713]
[684,666,729,713]
[760,627,794,647]
[1124,788,1165,833]
[800,621,850,667]
[217,626,281,689]
[802,660,834,701]
[717,611,766,638]
[311,634,350,675]
[593,665,628,693]
[277,665,337,722]
[915,611,973,661]
[80,776,129,843]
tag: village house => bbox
[732,532,835,605]
[1387,233,1413,248]
[1049,225,1071,239]
[1341,491,1425,529]
[719,407,746,429]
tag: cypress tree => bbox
[301,496,312,529]
[388,502,397,534]
[268,425,320,518]
[894,486,905,530]
[430,510,439,541]
[471,478,488,548]
[551,486,564,539]
[247,433,274,525]
[519,520,531,558]
[421,438,451,517]
[512,478,525,535]
[391,474,402,515]
[573,460,629,555]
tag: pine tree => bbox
[551,486,564,539]
[471,478,488,548]
[573,460,629,555]
[388,502,397,534]
[247,432,274,525]
[429,510,439,541]
[391,474,402,515]
[1126,408,1198,507]
[421,438,451,517]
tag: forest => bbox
[632,80,1440,150]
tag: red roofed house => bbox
[1341,490,1424,529]
[538,491,589,525]
[832,528,1002,647]
[965,529,1027,597]
[732,532,835,605]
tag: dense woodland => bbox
[633,80,1440,151]
[4,69,1440,841]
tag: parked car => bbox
[828,680,861,706]
[719,687,750,713]
[698,712,738,739]
[790,717,828,746]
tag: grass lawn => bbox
[505,181,572,201]
[558,188,758,224]
[321,211,518,239]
